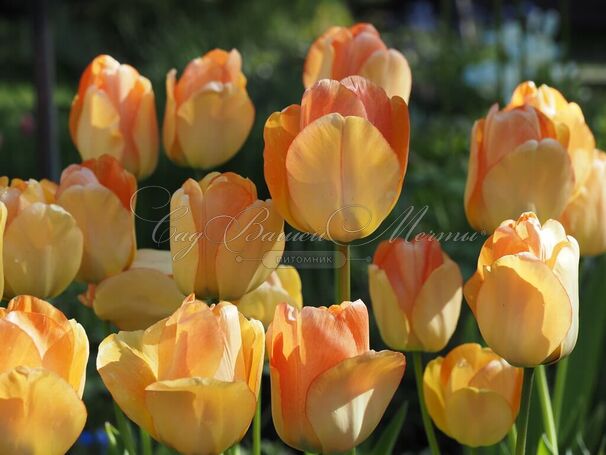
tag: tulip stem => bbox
[113,402,137,455]
[335,243,350,302]
[252,388,262,455]
[140,429,153,455]
[515,368,535,455]
[552,357,568,432]
[412,351,440,455]
[535,365,559,454]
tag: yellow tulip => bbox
[369,237,462,352]
[97,297,264,455]
[56,154,137,284]
[0,178,83,299]
[560,150,606,256]
[267,300,405,453]
[69,54,159,180]
[264,76,409,242]
[0,296,89,454]
[170,172,284,300]
[0,202,6,301]
[163,49,255,169]
[235,265,302,328]
[90,249,185,330]
[423,343,523,447]
[464,212,579,366]
[304,23,412,102]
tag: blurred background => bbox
[1,0,605,453]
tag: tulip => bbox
[369,237,462,352]
[423,343,523,447]
[0,202,6,301]
[264,76,409,242]
[304,23,412,102]
[464,103,575,232]
[267,300,405,453]
[56,154,137,284]
[0,178,83,298]
[464,212,579,366]
[170,172,284,300]
[236,265,302,328]
[0,295,88,454]
[560,150,606,256]
[163,49,255,170]
[97,296,264,455]
[69,54,159,180]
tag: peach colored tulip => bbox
[0,296,88,454]
[464,103,574,232]
[423,343,523,447]
[267,300,405,453]
[560,150,606,256]
[304,23,411,102]
[97,297,264,455]
[236,265,302,328]
[0,202,6,301]
[163,49,255,169]
[56,154,137,284]
[170,172,284,300]
[264,76,409,242]
[464,212,579,367]
[69,54,159,180]
[0,178,83,298]
[369,237,462,352]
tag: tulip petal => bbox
[6,295,68,324]
[360,49,412,102]
[145,378,256,455]
[300,79,367,129]
[238,314,265,398]
[275,265,303,307]
[132,80,159,180]
[0,202,6,300]
[422,357,448,434]
[163,69,188,165]
[306,350,405,453]
[469,359,523,414]
[0,318,42,371]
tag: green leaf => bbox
[536,434,555,455]
[369,402,409,455]
[104,422,120,455]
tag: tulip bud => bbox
[97,297,264,455]
[464,212,579,367]
[369,237,462,352]
[170,172,284,300]
[423,343,523,447]
[264,76,409,242]
[69,54,159,180]
[57,154,137,284]
[267,300,405,453]
[163,49,255,170]
[235,265,302,328]
[464,103,575,232]
[0,296,89,454]
[304,23,412,102]
[1,178,83,298]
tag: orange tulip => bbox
[0,177,83,298]
[264,76,409,242]
[170,172,284,300]
[0,296,88,454]
[423,343,523,447]
[369,237,462,352]
[163,49,255,169]
[464,212,579,366]
[69,54,159,180]
[267,300,405,453]
[464,103,574,232]
[304,23,412,102]
[57,154,137,284]
[97,296,264,455]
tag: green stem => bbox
[412,351,440,455]
[535,365,559,454]
[252,387,262,455]
[508,425,518,453]
[335,243,350,302]
[516,368,535,455]
[552,357,568,432]
[113,402,137,455]
[140,429,153,455]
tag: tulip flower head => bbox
[264,76,409,242]
[57,154,137,284]
[267,300,405,453]
[0,296,89,454]
[170,172,284,300]
[464,212,579,367]
[304,23,412,102]
[423,343,523,447]
[0,177,83,298]
[369,237,462,352]
[69,54,159,180]
[163,49,255,170]
[97,296,264,455]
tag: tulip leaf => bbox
[536,434,555,455]
[369,402,409,455]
